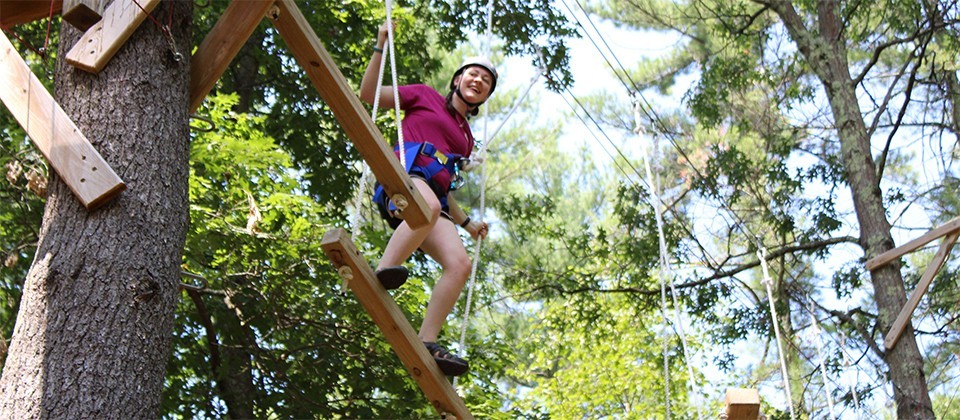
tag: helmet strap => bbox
[454,86,484,109]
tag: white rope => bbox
[634,101,701,419]
[350,1,403,230]
[453,0,495,389]
[758,248,796,419]
[809,304,837,419]
[384,1,405,170]
[839,333,862,418]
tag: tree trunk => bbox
[0,1,192,417]
[770,2,935,418]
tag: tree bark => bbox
[0,1,192,417]
[768,1,934,418]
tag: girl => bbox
[358,22,495,376]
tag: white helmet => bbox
[449,56,498,94]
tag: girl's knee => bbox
[448,255,472,282]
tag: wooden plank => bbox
[724,388,760,420]
[189,0,274,113]
[62,0,105,31]
[0,0,63,28]
[321,228,473,419]
[269,0,432,229]
[884,231,959,350]
[64,0,160,73]
[0,31,124,209]
[866,216,960,270]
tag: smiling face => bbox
[453,65,495,103]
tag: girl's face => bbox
[455,66,495,102]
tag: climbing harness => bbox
[372,142,464,225]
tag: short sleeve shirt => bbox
[397,84,474,158]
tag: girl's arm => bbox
[359,22,398,108]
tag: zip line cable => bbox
[570,0,642,92]
[636,105,703,419]
[556,89,646,191]
[567,11,809,409]
[558,0,636,94]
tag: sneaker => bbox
[424,341,469,376]
[375,266,408,290]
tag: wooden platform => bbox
[866,216,960,350]
[321,228,473,419]
[0,0,63,28]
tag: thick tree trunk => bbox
[0,1,192,417]
[770,2,935,417]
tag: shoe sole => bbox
[435,358,469,376]
[376,266,408,290]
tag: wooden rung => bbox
[0,31,124,209]
[189,0,275,113]
[866,216,960,271]
[321,228,473,419]
[725,388,760,420]
[884,231,959,350]
[269,0,432,229]
[0,0,63,28]
[64,0,161,73]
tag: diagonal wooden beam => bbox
[321,228,473,419]
[269,0,431,229]
[883,231,959,350]
[64,0,160,73]
[0,31,124,209]
[866,216,960,271]
[189,0,275,113]
[0,0,63,28]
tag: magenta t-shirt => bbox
[398,84,474,158]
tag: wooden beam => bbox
[321,228,473,419]
[62,0,105,31]
[64,0,160,73]
[269,0,432,229]
[866,216,960,271]
[884,231,959,350]
[0,31,124,209]
[189,0,274,113]
[0,0,63,28]
[724,388,760,420]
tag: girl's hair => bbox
[446,90,480,117]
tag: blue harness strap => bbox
[373,142,463,228]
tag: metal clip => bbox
[163,25,183,63]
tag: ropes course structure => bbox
[547,0,865,416]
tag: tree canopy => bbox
[1,0,959,417]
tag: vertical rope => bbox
[809,304,837,419]
[453,0,496,390]
[758,248,796,419]
[635,101,701,418]
[351,1,403,230]
[839,333,862,418]
[384,0,405,170]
